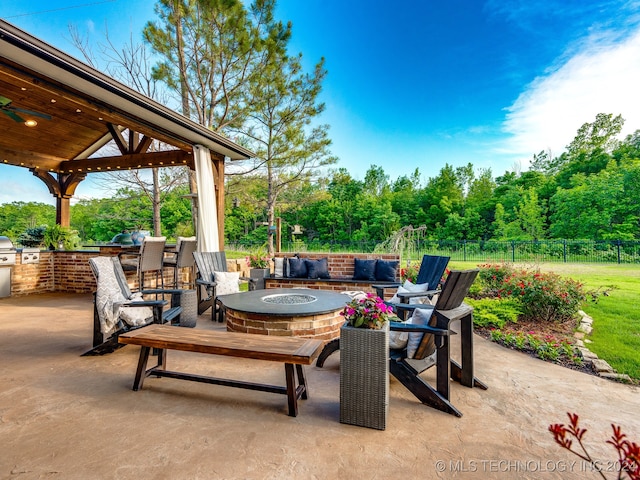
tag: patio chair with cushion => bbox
[193,251,257,322]
[84,256,185,356]
[386,268,486,417]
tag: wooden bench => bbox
[118,324,324,416]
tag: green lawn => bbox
[450,261,640,380]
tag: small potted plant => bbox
[246,246,271,289]
[43,225,80,251]
[339,293,393,430]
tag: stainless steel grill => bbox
[0,236,17,266]
[0,236,16,298]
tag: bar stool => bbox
[163,236,197,288]
[119,236,167,291]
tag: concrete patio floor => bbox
[1,293,638,480]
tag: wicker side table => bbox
[174,289,197,328]
[339,323,389,430]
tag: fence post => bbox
[511,241,515,263]
[563,239,567,263]
[463,240,467,262]
[617,240,622,264]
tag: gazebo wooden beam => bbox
[30,169,87,227]
[58,149,192,173]
[0,146,65,171]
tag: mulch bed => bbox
[474,318,597,377]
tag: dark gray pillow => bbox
[287,257,308,278]
[375,260,399,282]
[306,258,330,279]
[353,258,377,281]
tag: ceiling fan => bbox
[0,95,51,123]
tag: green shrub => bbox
[467,298,521,329]
[488,329,583,366]
[476,263,586,323]
[43,224,80,250]
[17,225,46,247]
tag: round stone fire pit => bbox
[219,288,349,340]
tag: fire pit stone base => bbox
[226,308,344,340]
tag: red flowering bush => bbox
[477,263,585,323]
[477,263,516,297]
[500,269,585,322]
[400,262,420,283]
[550,412,640,479]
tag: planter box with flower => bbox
[339,293,393,430]
[246,247,271,289]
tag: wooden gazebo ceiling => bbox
[0,19,253,176]
[0,59,193,174]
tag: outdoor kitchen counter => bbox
[87,244,177,255]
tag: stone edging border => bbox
[575,310,631,382]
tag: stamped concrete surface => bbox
[1,293,638,480]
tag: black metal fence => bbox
[227,239,640,264]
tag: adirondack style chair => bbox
[375,254,450,304]
[317,255,453,368]
[193,251,256,322]
[387,268,486,417]
[85,256,184,356]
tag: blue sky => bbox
[3,0,640,205]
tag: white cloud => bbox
[500,27,640,164]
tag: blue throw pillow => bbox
[306,258,330,279]
[375,260,399,282]
[287,257,308,278]
[353,258,377,281]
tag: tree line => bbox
[226,113,640,247]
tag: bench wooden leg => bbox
[296,364,308,400]
[133,346,151,391]
[157,348,167,371]
[285,363,298,417]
